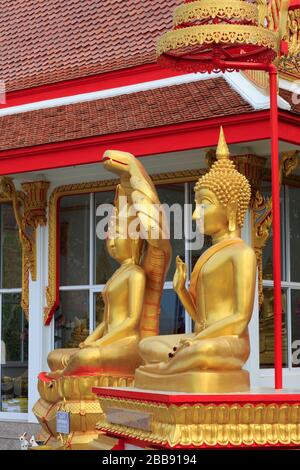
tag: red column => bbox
[269,65,283,389]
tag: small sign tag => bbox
[56,411,70,434]
[106,407,152,431]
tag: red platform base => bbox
[92,387,300,449]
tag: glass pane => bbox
[291,290,300,368]
[159,289,185,335]
[1,293,28,413]
[156,184,185,282]
[54,291,89,349]
[1,204,22,289]
[94,191,117,285]
[93,292,105,329]
[261,182,286,281]
[259,286,288,368]
[289,187,300,283]
[60,195,90,286]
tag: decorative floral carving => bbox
[173,0,259,27]
[252,150,299,305]
[96,395,300,447]
[0,178,49,319]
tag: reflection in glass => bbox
[291,290,300,368]
[54,291,89,349]
[159,290,185,335]
[94,191,117,285]
[289,187,300,283]
[259,287,287,368]
[0,204,22,289]
[261,183,285,281]
[1,294,28,413]
[156,184,185,281]
[60,195,90,286]
[93,292,105,328]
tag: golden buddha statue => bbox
[33,151,171,446]
[135,128,257,393]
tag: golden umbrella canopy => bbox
[157,0,279,73]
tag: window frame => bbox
[57,182,198,343]
[0,202,27,417]
[261,184,300,370]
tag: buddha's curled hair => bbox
[195,128,251,228]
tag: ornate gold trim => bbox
[38,374,134,403]
[0,178,49,319]
[96,396,300,447]
[44,169,204,325]
[33,397,102,442]
[279,6,300,78]
[174,1,258,27]
[252,150,299,305]
[252,191,273,306]
[279,150,299,183]
[157,25,278,58]
[242,70,269,91]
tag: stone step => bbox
[0,421,40,450]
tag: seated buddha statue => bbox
[135,127,257,393]
[33,151,171,446]
[47,212,146,378]
[46,150,171,380]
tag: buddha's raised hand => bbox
[173,256,187,293]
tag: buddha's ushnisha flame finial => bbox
[194,126,251,228]
[216,126,230,160]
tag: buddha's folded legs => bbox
[48,348,78,372]
[139,335,250,375]
[139,333,194,364]
[49,336,141,378]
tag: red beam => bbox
[0,111,271,175]
[269,67,283,390]
[2,109,300,177]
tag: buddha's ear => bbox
[227,201,238,232]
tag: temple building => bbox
[0,0,300,449]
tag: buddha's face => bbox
[193,188,234,236]
[106,235,133,263]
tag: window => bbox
[0,204,27,413]
[55,182,202,348]
[260,183,300,369]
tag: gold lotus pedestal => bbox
[92,387,300,449]
[33,373,134,448]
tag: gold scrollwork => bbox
[173,0,259,27]
[252,150,299,305]
[44,169,204,325]
[0,177,49,319]
[252,191,273,306]
[279,6,300,77]
[157,25,278,58]
[287,8,300,56]
[257,0,289,36]
[96,396,300,447]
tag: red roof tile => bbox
[0,0,181,92]
[279,89,300,114]
[0,78,253,151]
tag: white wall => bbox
[27,223,53,422]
